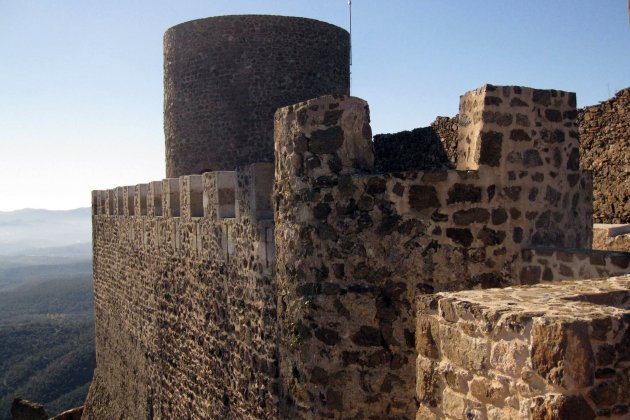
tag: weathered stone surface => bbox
[416,277,630,420]
[531,394,595,420]
[531,320,594,388]
[164,15,349,177]
[578,88,629,223]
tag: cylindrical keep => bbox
[164,15,350,177]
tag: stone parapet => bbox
[85,164,278,419]
[416,275,630,419]
[517,247,630,284]
[578,87,629,224]
[271,89,606,419]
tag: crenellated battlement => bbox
[92,163,274,223]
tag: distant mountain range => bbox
[0,208,91,257]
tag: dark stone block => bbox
[510,129,531,142]
[446,228,473,247]
[589,254,606,266]
[313,202,331,220]
[503,186,522,201]
[421,171,448,182]
[431,211,448,222]
[409,185,440,210]
[469,273,507,288]
[483,111,513,126]
[351,326,384,347]
[563,109,578,120]
[392,182,404,197]
[315,327,341,345]
[478,131,503,166]
[310,367,329,385]
[484,96,503,106]
[545,109,562,122]
[328,155,343,173]
[492,208,508,225]
[610,255,629,269]
[532,89,551,106]
[541,128,565,143]
[520,266,541,284]
[452,208,490,225]
[531,395,595,420]
[567,147,580,171]
[588,381,619,408]
[323,109,343,126]
[478,227,506,246]
[305,156,321,170]
[366,177,387,194]
[510,97,528,107]
[523,149,543,167]
[447,184,482,204]
[310,126,344,153]
[542,267,553,281]
[313,176,337,188]
[545,186,562,206]
[529,187,539,201]
[487,185,496,201]
[516,113,531,126]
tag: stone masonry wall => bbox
[416,276,630,419]
[272,87,596,419]
[516,247,630,284]
[84,165,279,419]
[164,15,350,177]
[578,87,630,223]
[373,116,458,172]
[86,84,624,419]
[387,87,629,224]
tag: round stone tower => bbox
[164,15,350,177]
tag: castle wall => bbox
[164,15,350,177]
[578,87,630,224]
[272,87,596,418]
[84,166,279,419]
[381,87,629,225]
[86,83,627,419]
[373,116,458,172]
[416,276,630,419]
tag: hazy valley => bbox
[0,208,94,419]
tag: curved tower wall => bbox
[164,15,350,177]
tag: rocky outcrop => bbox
[10,398,47,420]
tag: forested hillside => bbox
[0,208,95,419]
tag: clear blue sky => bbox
[1,0,628,210]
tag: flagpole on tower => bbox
[348,0,352,95]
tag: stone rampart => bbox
[85,164,278,419]
[416,275,630,419]
[374,115,459,172]
[578,87,630,224]
[86,84,630,419]
[271,87,609,418]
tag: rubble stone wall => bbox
[272,87,595,419]
[373,116,459,172]
[84,166,279,419]
[516,247,630,284]
[416,276,630,419]
[164,15,350,177]
[578,88,630,223]
[86,84,626,419]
